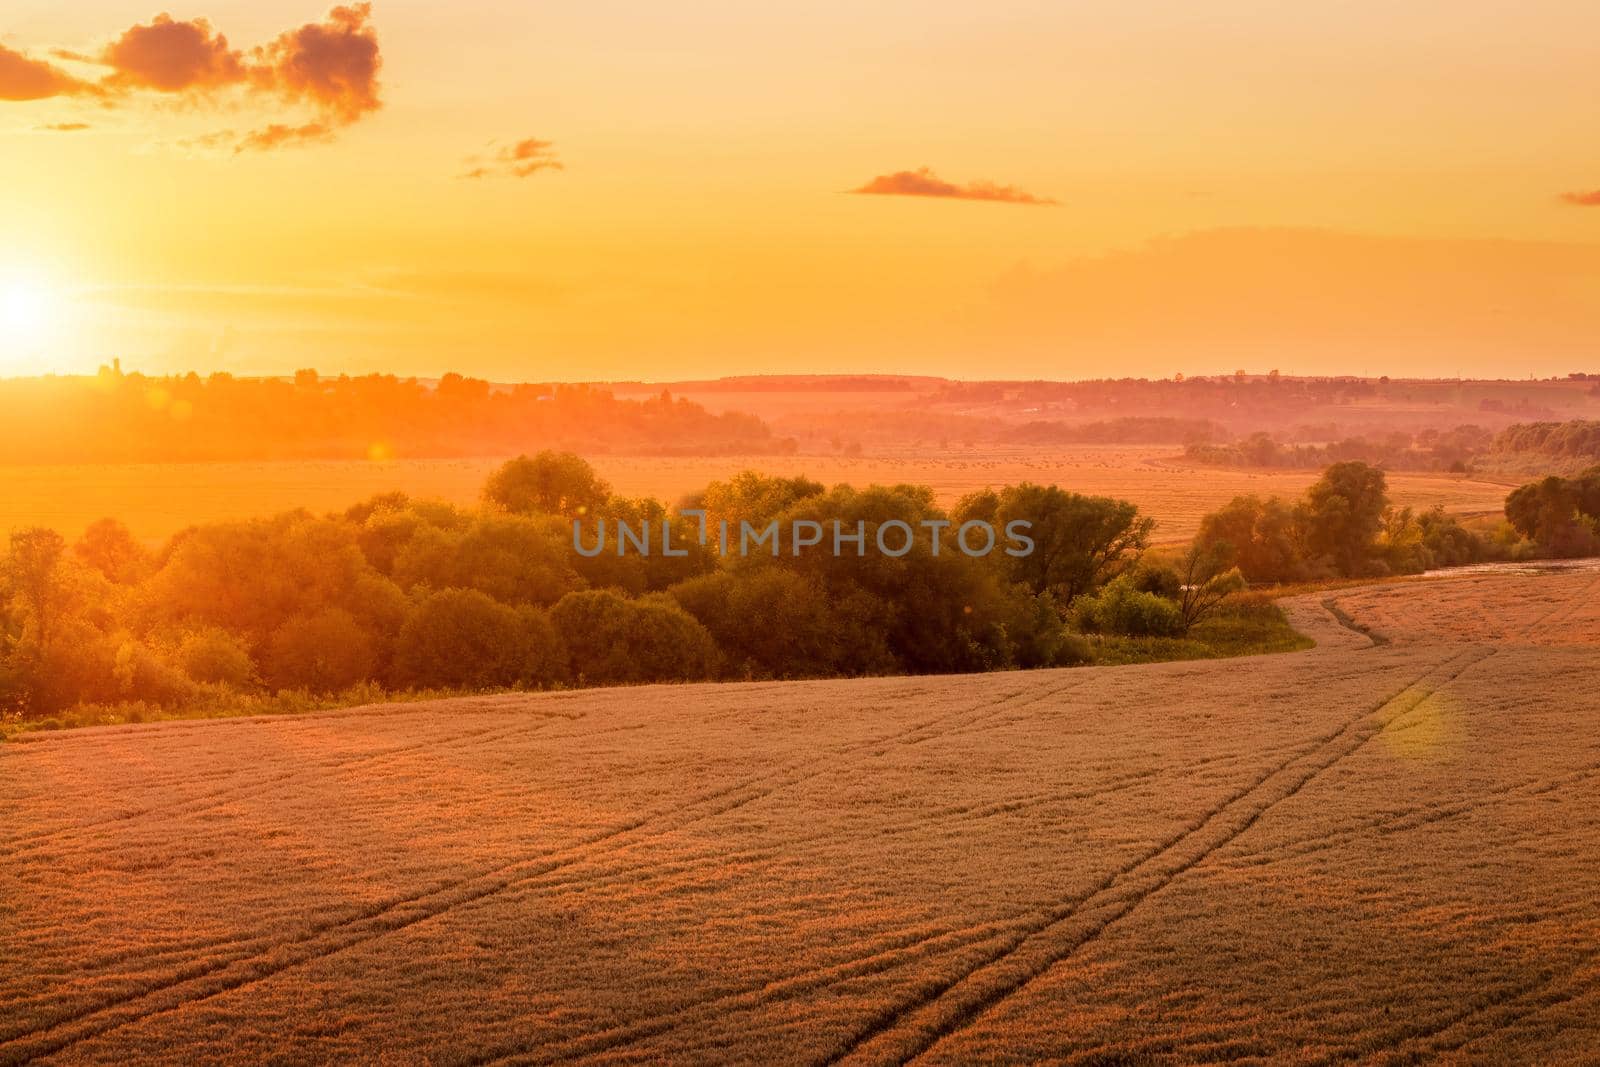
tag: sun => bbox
[3,281,54,336]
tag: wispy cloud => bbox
[36,121,91,132]
[0,43,98,101]
[461,137,563,179]
[1559,189,1600,207]
[851,167,1055,206]
[0,4,382,152]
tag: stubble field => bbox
[0,447,1512,542]
[3,566,1599,1062]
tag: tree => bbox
[392,514,583,607]
[550,590,720,685]
[483,452,611,518]
[1300,461,1390,576]
[1505,475,1598,557]
[669,568,895,678]
[957,484,1152,607]
[262,608,377,693]
[392,589,566,690]
[1174,540,1246,633]
[176,627,258,688]
[4,528,70,649]
[74,518,150,584]
[1197,495,1307,584]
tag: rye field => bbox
[3,565,1598,1063]
[0,446,1512,542]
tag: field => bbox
[0,446,1514,543]
[3,565,1599,1063]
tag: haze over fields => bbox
[4,565,1599,1063]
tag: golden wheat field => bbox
[3,565,1599,1063]
[0,447,1512,543]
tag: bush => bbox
[550,590,721,685]
[670,568,895,678]
[263,608,377,693]
[392,589,567,690]
[112,638,198,706]
[175,627,258,688]
[1074,578,1184,637]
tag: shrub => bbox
[670,568,895,678]
[175,628,258,688]
[550,590,721,685]
[392,589,567,690]
[112,639,198,706]
[263,608,377,693]
[1074,578,1184,637]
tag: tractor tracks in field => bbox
[0,672,1096,1063]
[0,710,586,855]
[818,646,1494,1066]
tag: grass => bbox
[2,567,1598,1062]
[0,684,492,743]
[1081,593,1313,667]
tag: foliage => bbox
[550,590,722,686]
[393,589,567,689]
[955,483,1152,607]
[4,452,1449,727]
[1505,471,1600,557]
[483,451,613,519]
[1073,576,1185,638]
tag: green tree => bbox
[550,590,721,685]
[263,608,377,693]
[392,514,583,607]
[957,483,1152,607]
[1173,540,1246,633]
[1505,475,1599,557]
[670,568,895,678]
[392,589,567,689]
[483,452,611,518]
[1196,495,1308,584]
[1300,461,1390,576]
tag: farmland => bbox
[0,446,1513,543]
[3,564,1598,1063]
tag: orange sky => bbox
[4,1,1600,381]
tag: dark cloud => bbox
[1560,190,1600,207]
[0,43,95,101]
[37,121,91,131]
[0,5,382,151]
[851,167,1055,206]
[462,137,563,179]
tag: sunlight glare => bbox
[3,280,56,341]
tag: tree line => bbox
[0,370,784,464]
[0,454,1553,725]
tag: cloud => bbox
[100,15,244,92]
[0,43,95,101]
[234,121,332,152]
[461,137,563,179]
[1560,190,1600,207]
[37,121,91,131]
[0,5,382,151]
[249,3,381,124]
[851,167,1055,206]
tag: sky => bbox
[3,0,1600,382]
